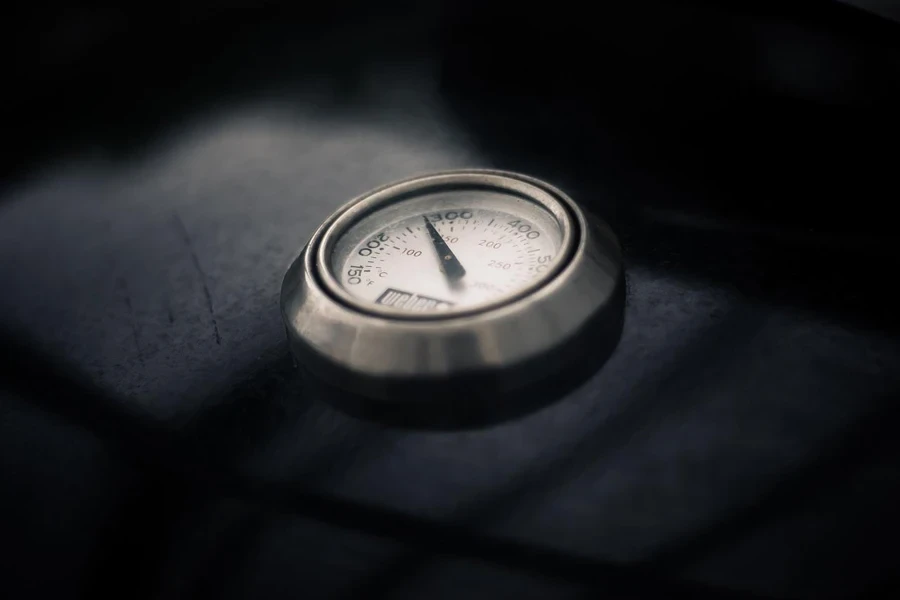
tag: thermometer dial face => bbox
[329,190,567,315]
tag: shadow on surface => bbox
[182,508,270,599]
[437,0,900,334]
[336,305,767,598]
[0,326,757,598]
[642,386,900,572]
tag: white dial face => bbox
[329,190,566,314]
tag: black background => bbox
[2,1,900,598]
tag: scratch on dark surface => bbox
[116,276,145,366]
[173,212,221,345]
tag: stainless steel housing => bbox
[280,170,624,401]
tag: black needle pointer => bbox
[423,216,466,280]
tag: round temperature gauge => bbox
[281,170,623,406]
[328,188,567,316]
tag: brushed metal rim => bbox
[280,169,624,400]
[315,171,576,320]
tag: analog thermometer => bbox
[280,170,624,403]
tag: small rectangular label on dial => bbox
[375,288,454,312]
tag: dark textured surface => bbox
[3,2,900,598]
